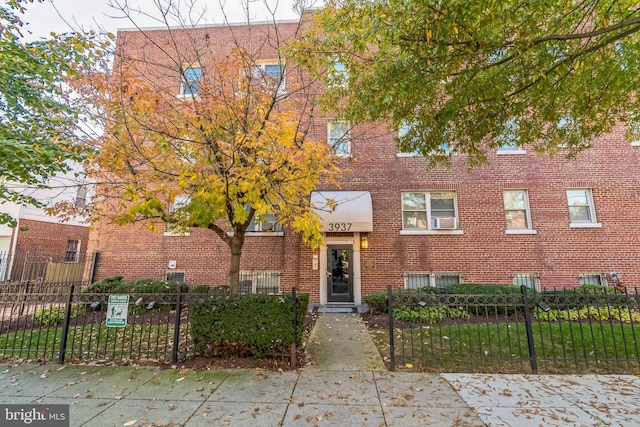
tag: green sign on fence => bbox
[106,295,129,327]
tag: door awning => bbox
[311,191,373,232]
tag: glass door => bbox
[327,245,353,302]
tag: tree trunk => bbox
[228,236,244,294]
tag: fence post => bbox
[58,283,76,364]
[387,285,396,371]
[291,287,297,369]
[171,284,183,364]
[521,285,538,374]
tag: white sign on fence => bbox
[106,294,129,327]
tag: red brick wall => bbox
[88,20,640,302]
[14,219,90,261]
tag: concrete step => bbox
[310,304,366,313]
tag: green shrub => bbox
[83,276,124,294]
[363,292,387,314]
[190,293,309,357]
[393,305,470,323]
[33,305,84,325]
[442,283,522,295]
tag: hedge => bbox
[190,292,309,357]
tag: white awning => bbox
[310,191,373,232]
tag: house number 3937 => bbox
[328,223,352,232]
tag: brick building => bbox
[87,17,640,305]
[0,165,91,282]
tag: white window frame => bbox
[628,119,640,146]
[400,191,463,235]
[496,118,526,155]
[180,65,201,96]
[239,270,281,294]
[567,188,601,228]
[75,184,88,209]
[65,239,81,263]
[512,273,540,291]
[579,273,607,287]
[404,272,462,289]
[164,196,191,236]
[328,56,348,87]
[246,213,284,236]
[252,60,285,92]
[328,120,351,156]
[503,190,536,234]
[397,122,455,157]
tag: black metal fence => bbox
[387,285,640,374]
[0,282,300,365]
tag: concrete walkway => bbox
[305,312,386,371]
[0,313,639,426]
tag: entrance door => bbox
[327,245,353,302]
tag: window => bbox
[252,60,285,91]
[65,239,80,263]
[402,191,458,231]
[164,271,185,283]
[497,118,525,154]
[239,271,280,294]
[628,119,640,146]
[503,190,534,232]
[328,120,351,155]
[579,273,606,286]
[248,214,282,232]
[181,66,201,95]
[513,273,539,291]
[164,196,191,236]
[75,184,87,209]
[567,189,599,226]
[405,273,462,290]
[397,122,453,156]
[328,56,348,86]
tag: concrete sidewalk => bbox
[0,313,639,426]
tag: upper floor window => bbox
[504,190,534,233]
[65,239,80,263]
[328,56,348,87]
[567,189,600,228]
[181,66,201,96]
[75,183,88,209]
[497,118,525,154]
[164,196,191,236]
[402,191,458,231]
[628,119,640,146]
[397,122,453,156]
[252,60,285,91]
[328,120,351,156]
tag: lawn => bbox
[0,323,185,362]
[368,320,640,374]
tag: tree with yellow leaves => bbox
[71,4,339,293]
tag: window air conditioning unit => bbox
[432,217,456,230]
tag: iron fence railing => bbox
[387,285,640,374]
[0,282,300,365]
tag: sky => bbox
[21,0,305,39]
